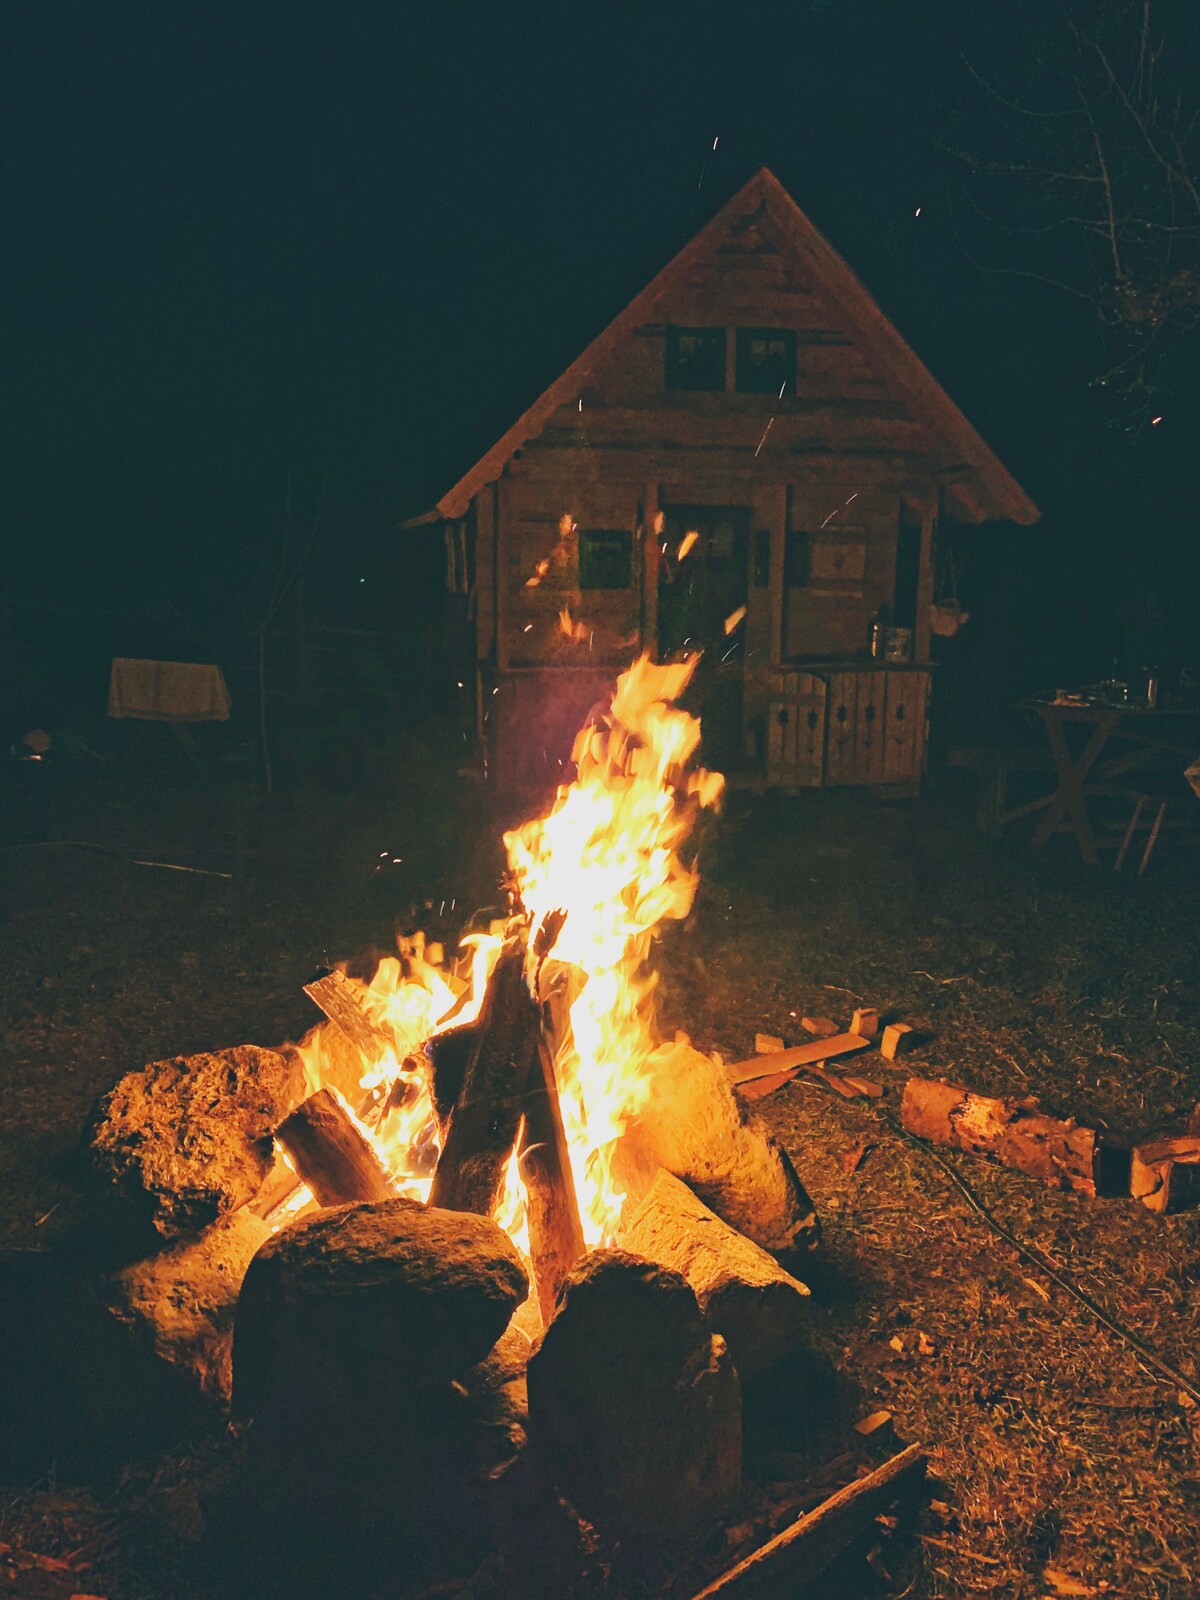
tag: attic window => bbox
[736,328,796,394]
[579,528,633,589]
[665,326,726,392]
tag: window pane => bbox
[735,327,796,394]
[579,528,633,589]
[666,326,726,391]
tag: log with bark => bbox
[620,1169,810,1377]
[901,1077,1130,1197]
[275,1088,397,1207]
[430,938,541,1217]
[687,1442,927,1600]
[618,1042,820,1257]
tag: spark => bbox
[523,623,533,632]
[677,529,700,561]
[723,605,746,634]
[578,397,583,411]
[1152,415,1163,425]
[914,206,922,217]
[754,417,775,457]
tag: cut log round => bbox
[275,1087,397,1207]
[526,1248,741,1561]
[86,1045,305,1240]
[232,1197,529,1425]
[43,1208,271,1439]
[901,1077,1129,1197]
[430,939,540,1216]
[619,1042,819,1257]
[620,1170,810,1378]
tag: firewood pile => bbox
[34,920,930,1599]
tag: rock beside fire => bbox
[233,1197,529,1426]
[620,1041,820,1258]
[527,1249,741,1561]
[44,1208,270,1439]
[621,1169,811,1378]
[86,1045,305,1240]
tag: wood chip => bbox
[853,1409,892,1435]
[839,1138,875,1175]
[1043,1568,1097,1596]
[737,1069,800,1103]
[917,1331,936,1356]
[755,1033,785,1056]
[851,1006,880,1038]
[801,1015,839,1038]
[881,1022,915,1060]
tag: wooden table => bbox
[1026,700,1200,864]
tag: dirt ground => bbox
[2,744,1199,1600]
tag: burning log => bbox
[86,1045,306,1241]
[521,1038,586,1323]
[620,1042,819,1258]
[687,1442,927,1600]
[275,1087,397,1207]
[901,1077,1130,1197]
[620,1170,811,1378]
[430,939,541,1216]
[426,1019,478,1131]
[526,1249,741,1562]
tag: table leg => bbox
[1032,715,1115,863]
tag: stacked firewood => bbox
[53,933,928,1595]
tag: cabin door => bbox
[658,505,749,765]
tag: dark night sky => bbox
[2,2,1195,670]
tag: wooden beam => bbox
[914,489,937,663]
[643,480,660,657]
[727,1033,870,1086]
[687,1442,927,1600]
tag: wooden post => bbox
[642,481,660,656]
[914,488,937,664]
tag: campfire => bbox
[76,654,923,1596]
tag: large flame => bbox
[283,654,721,1265]
[503,653,723,1245]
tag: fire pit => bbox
[69,655,924,1595]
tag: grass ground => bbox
[2,744,1199,1598]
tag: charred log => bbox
[430,939,540,1217]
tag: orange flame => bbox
[503,653,722,1245]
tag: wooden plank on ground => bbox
[728,1033,870,1087]
[688,1442,927,1600]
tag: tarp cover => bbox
[107,658,231,722]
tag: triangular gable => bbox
[434,168,1038,525]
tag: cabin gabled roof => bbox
[432,167,1038,526]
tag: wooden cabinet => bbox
[764,665,929,788]
[767,671,827,786]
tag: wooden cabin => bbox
[426,167,1038,793]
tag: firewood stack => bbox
[30,931,934,1596]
